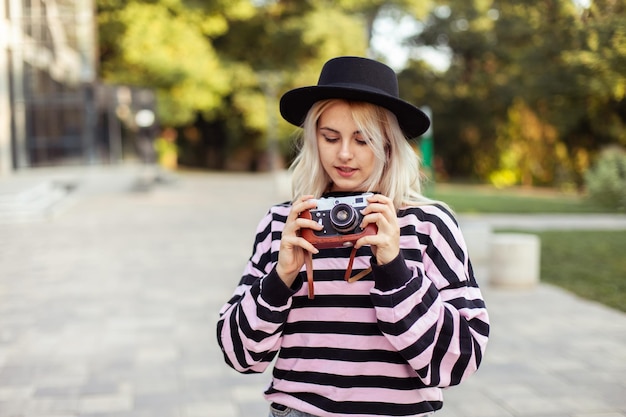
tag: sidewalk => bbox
[457,213,626,231]
[0,167,624,417]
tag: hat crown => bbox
[317,57,399,98]
[279,56,430,138]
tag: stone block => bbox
[489,233,540,289]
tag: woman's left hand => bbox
[355,194,400,265]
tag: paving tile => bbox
[573,414,626,417]
[77,392,133,415]
[193,403,238,417]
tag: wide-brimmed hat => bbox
[279,56,430,138]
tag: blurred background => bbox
[3,0,625,291]
[1,1,625,416]
[1,0,624,189]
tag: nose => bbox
[338,139,353,161]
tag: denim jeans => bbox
[268,403,435,417]
[268,403,319,417]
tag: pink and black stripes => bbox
[217,202,489,417]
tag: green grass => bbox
[538,231,626,312]
[426,183,613,214]
[535,230,626,313]
[429,183,625,312]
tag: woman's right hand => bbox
[276,195,323,287]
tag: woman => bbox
[217,56,489,417]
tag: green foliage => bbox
[405,0,626,185]
[97,0,378,168]
[491,98,568,187]
[97,0,237,126]
[96,0,626,175]
[123,4,230,125]
[154,135,179,169]
[584,146,626,212]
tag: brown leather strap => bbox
[344,246,372,283]
[305,251,314,299]
[305,247,371,299]
[346,266,372,283]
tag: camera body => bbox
[300,192,377,249]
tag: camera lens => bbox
[330,203,359,233]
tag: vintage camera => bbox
[300,193,377,249]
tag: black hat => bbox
[279,56,430,138]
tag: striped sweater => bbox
[217,201,489,417]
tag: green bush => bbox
[584,146,626,212]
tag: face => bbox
[316,101,377,193]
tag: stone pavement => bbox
[456,213,626,231]
[0,166,624,417]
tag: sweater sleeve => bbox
[216,205,301,373]
[370,205,490,388]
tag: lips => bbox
[336,166,357,177]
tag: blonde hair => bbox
[289,99,436,209]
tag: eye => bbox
[355,137,368,146]
[323,135,339,143]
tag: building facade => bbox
[0,0,127,175]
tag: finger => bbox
[284,216,324,242]
[361,203,393,217]
[300,238,320,254]
[362,196,394,213]
[367,194,394,206]
[360,212,388,229]
[368,193,389,200]
[296,195,316,206]
[285,201,316,233]
[354,235,370,250]
[291,196,317,218]
[284,236,319,254]
[297,218,324,230]
[354,234,380,250]
[281,233,320,252]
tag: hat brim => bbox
[279,85,430,138]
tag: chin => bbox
[331,180,364,193]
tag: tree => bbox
[403,0,626,186]
[403,1,505,179]
[97,0,255,126]
[97,0,381,169]
[560,1,626,158]
[211,1,370,168]
[492,98,561,187]
[97,0,625,177]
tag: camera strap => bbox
[345,247,373,283]
[305,251,315,299]
[305,248,372,299]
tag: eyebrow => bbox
[319,126,362,135]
